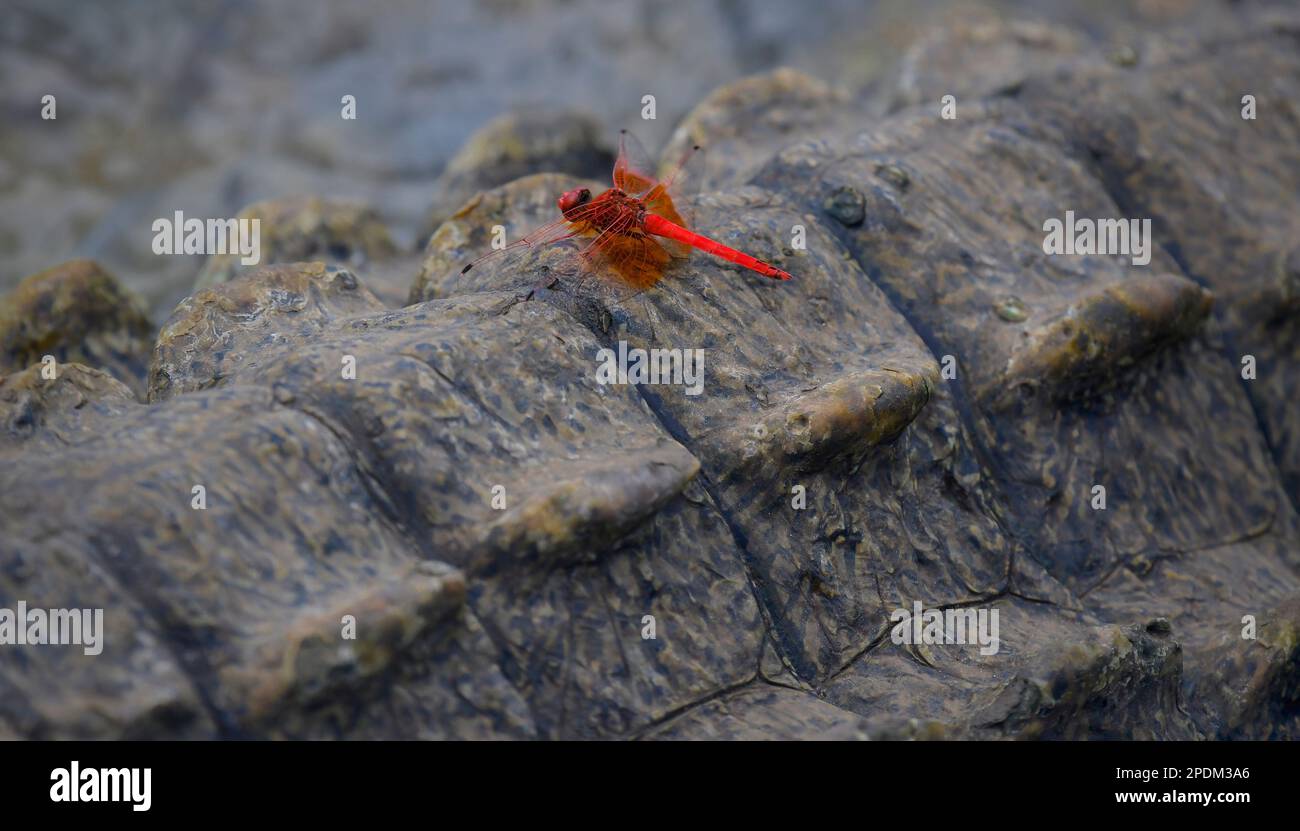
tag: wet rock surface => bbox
[149,262,385,402]
[418,111,616,245]
[893,17,1087,108]
[1020,13,1300,515]
[413,173,605,304]
[659,68,858,192]
[0,362,137,455]
[0,259,153,399]
[194,197,400,297]
[2,3,1298,740]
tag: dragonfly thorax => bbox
[560,186,646,231]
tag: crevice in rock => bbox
[86,529,236,739]
[623,674,760,740]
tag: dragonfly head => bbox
[558,187,592,219]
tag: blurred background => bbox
[0,0,1233,316]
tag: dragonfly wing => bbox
[655,142,704,233]
[459,201,607,275]
[613,129,660,197]
[588,227,673,293]
[648,140,709,260]
[613,131,698,259]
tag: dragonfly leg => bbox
[523,273,561,301]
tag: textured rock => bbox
[753,98,1284,595]
[0,532,217,739]
[149,262,385,401]
[894,18,1087,108]
[416,171,1009,686]
[0,363,137,454]
[642,685,870,740]
[1020,13,1300,508]
[748,19,1300,737]
[5,287,766,738]
[412,172,604,305]
[239,293,765,737]
[0,259,153,398]
[419,110,615,245]
[193,197,399,295]
[987,272,1213,408]
[820,597,1201,740]
[659,68,856,192]
[0,383,494,738]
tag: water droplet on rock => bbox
[1146,617,1172,636]
[995,297,1029,322]
[1110,45,1139,67]
[822,185,865,226]
[874,163,910,191]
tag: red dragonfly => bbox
[460,130,792,295]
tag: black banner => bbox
[0,740,1284,818]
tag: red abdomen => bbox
[643,214,791,280]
